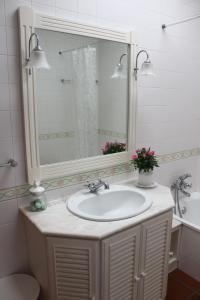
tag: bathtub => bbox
[174,192,200,281]
[174,192,200,232]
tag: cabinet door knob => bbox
[141,272,147,278]
[134,275,140,282]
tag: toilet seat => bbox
[0,274,40,300]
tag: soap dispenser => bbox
[29,181,47,212]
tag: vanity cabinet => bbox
[44,212,172,300]
[23,210,172,300]
[101,212,171,300]
[47,237,100,300]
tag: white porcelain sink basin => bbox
[67,185,152,221]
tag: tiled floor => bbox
[166,269,200,300]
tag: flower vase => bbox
[138,170,154,187]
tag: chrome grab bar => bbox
[0,159,18,168]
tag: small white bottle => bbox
[29,181,47,212]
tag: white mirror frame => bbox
[18,6,136,184]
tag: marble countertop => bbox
[20,179,174,239]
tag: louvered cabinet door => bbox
[47,237,100,300]
[101,225,141,300]
[138,211,172,300]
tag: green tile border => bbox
[0,147,199,202]
[39,131,75,140]
[39,129,127,141]
[97,129,127,139]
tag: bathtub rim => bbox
[174,214,200,233]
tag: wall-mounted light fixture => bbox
[111,53,127,79]
[111,50,154,80]
[25,33,50,71]
[134,50,154,80]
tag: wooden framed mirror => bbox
[18,6,136,184]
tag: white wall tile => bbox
[0,55,8,83]
[7,55,20,84]
[0,83,10,110]
[78,0,97,16]
[13,137,25,162]
[6,27,19,56]
[55,0,78,11]
[14,160,27,185]
[0,137,13,163]
[0,167,16,188]
[0,0,5,26]
[11,110,24,137]
[31,2,56,15]
[32,0,55,7]
[0,111,12,138]
[5,0,31,27]
[0,199,18,226]
[0,26,7,54]
[9,83,22,110]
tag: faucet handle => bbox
[179,173,192,181]
[182,182,192,189]
[84,180,94,189]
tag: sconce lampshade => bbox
[139,59,155,77]
[111,63,126,79]
[25,47,50,69]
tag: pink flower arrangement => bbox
[102,141,126,155]
[131,147,159,173]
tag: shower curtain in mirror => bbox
[72,46,98,158]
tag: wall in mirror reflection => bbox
[35,29,129,165]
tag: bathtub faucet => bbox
[171,174,192,218]
[172,173,192,197]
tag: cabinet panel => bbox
[101,226,141,300]
[139,212,172,300]
[47,237,100,300]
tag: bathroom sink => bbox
[67,185,152,221]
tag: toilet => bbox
[0,274,40,300]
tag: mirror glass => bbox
[35,29,129,165]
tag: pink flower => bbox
[131,154,138,160]
[104,142,109,151]
[136,149,140,153]
[147,151,155,156]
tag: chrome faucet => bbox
[171,173,192,197]
[85,179,109,193]
[171,173,192,218]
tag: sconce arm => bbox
[27,33,40,61]
[119,53,127,65]
[135,50,149,71]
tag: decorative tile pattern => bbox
[158,148,200,164]
[0,147,199,202]
[97,129,127,139]
[39,129,127,141]
[39,131,75,140]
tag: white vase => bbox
[138,170,154,186]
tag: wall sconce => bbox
[25,33,50,71]
[111,53,127,79]
[111,50,154,80]
[134,50,154,80]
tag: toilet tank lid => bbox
[0,274,40,300]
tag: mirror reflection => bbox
[35,29,129,165]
